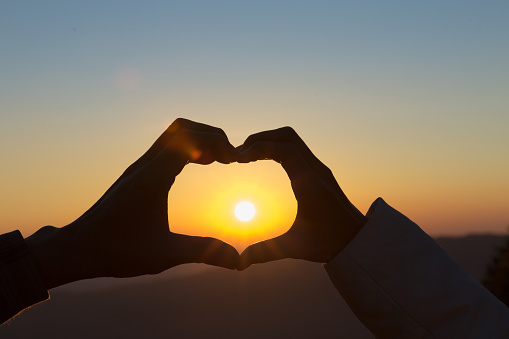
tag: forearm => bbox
[25,226,73,290]
[25,224,102,290]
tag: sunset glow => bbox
[168,162,297,252]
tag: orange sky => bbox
[0,119,507,251]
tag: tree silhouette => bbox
[483,225,509,306]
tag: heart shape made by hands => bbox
[169,161,297,252]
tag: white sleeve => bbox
[324,198,509,339]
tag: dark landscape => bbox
[1,234,505,338]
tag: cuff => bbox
[324,198,509,338]
[0,230,49,324]
[325,198,432,337]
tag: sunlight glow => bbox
[235,201,256,221]
[168,162,297,252]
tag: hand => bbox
[237,127,367,270]
[26,118,240,289]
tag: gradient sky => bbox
[1,1,508,247]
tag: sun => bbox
[235,201,256,221]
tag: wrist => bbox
[326,203,368,262]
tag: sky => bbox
[1,1,508,249]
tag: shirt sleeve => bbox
[324,198,509,339]
[0,230,49,324]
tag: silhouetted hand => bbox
[237,127,368,270]
[26,118,240,289]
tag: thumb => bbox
[171,234,240,270]
[239,234,296,270]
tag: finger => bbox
[168,129,237,165]
[239,127,329,175]
[126,118,230,175]
[171,234,240,270]
[146,129,237,185]
[238,141,311,186]
[182,131,238,165]
[238,234,297,270]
